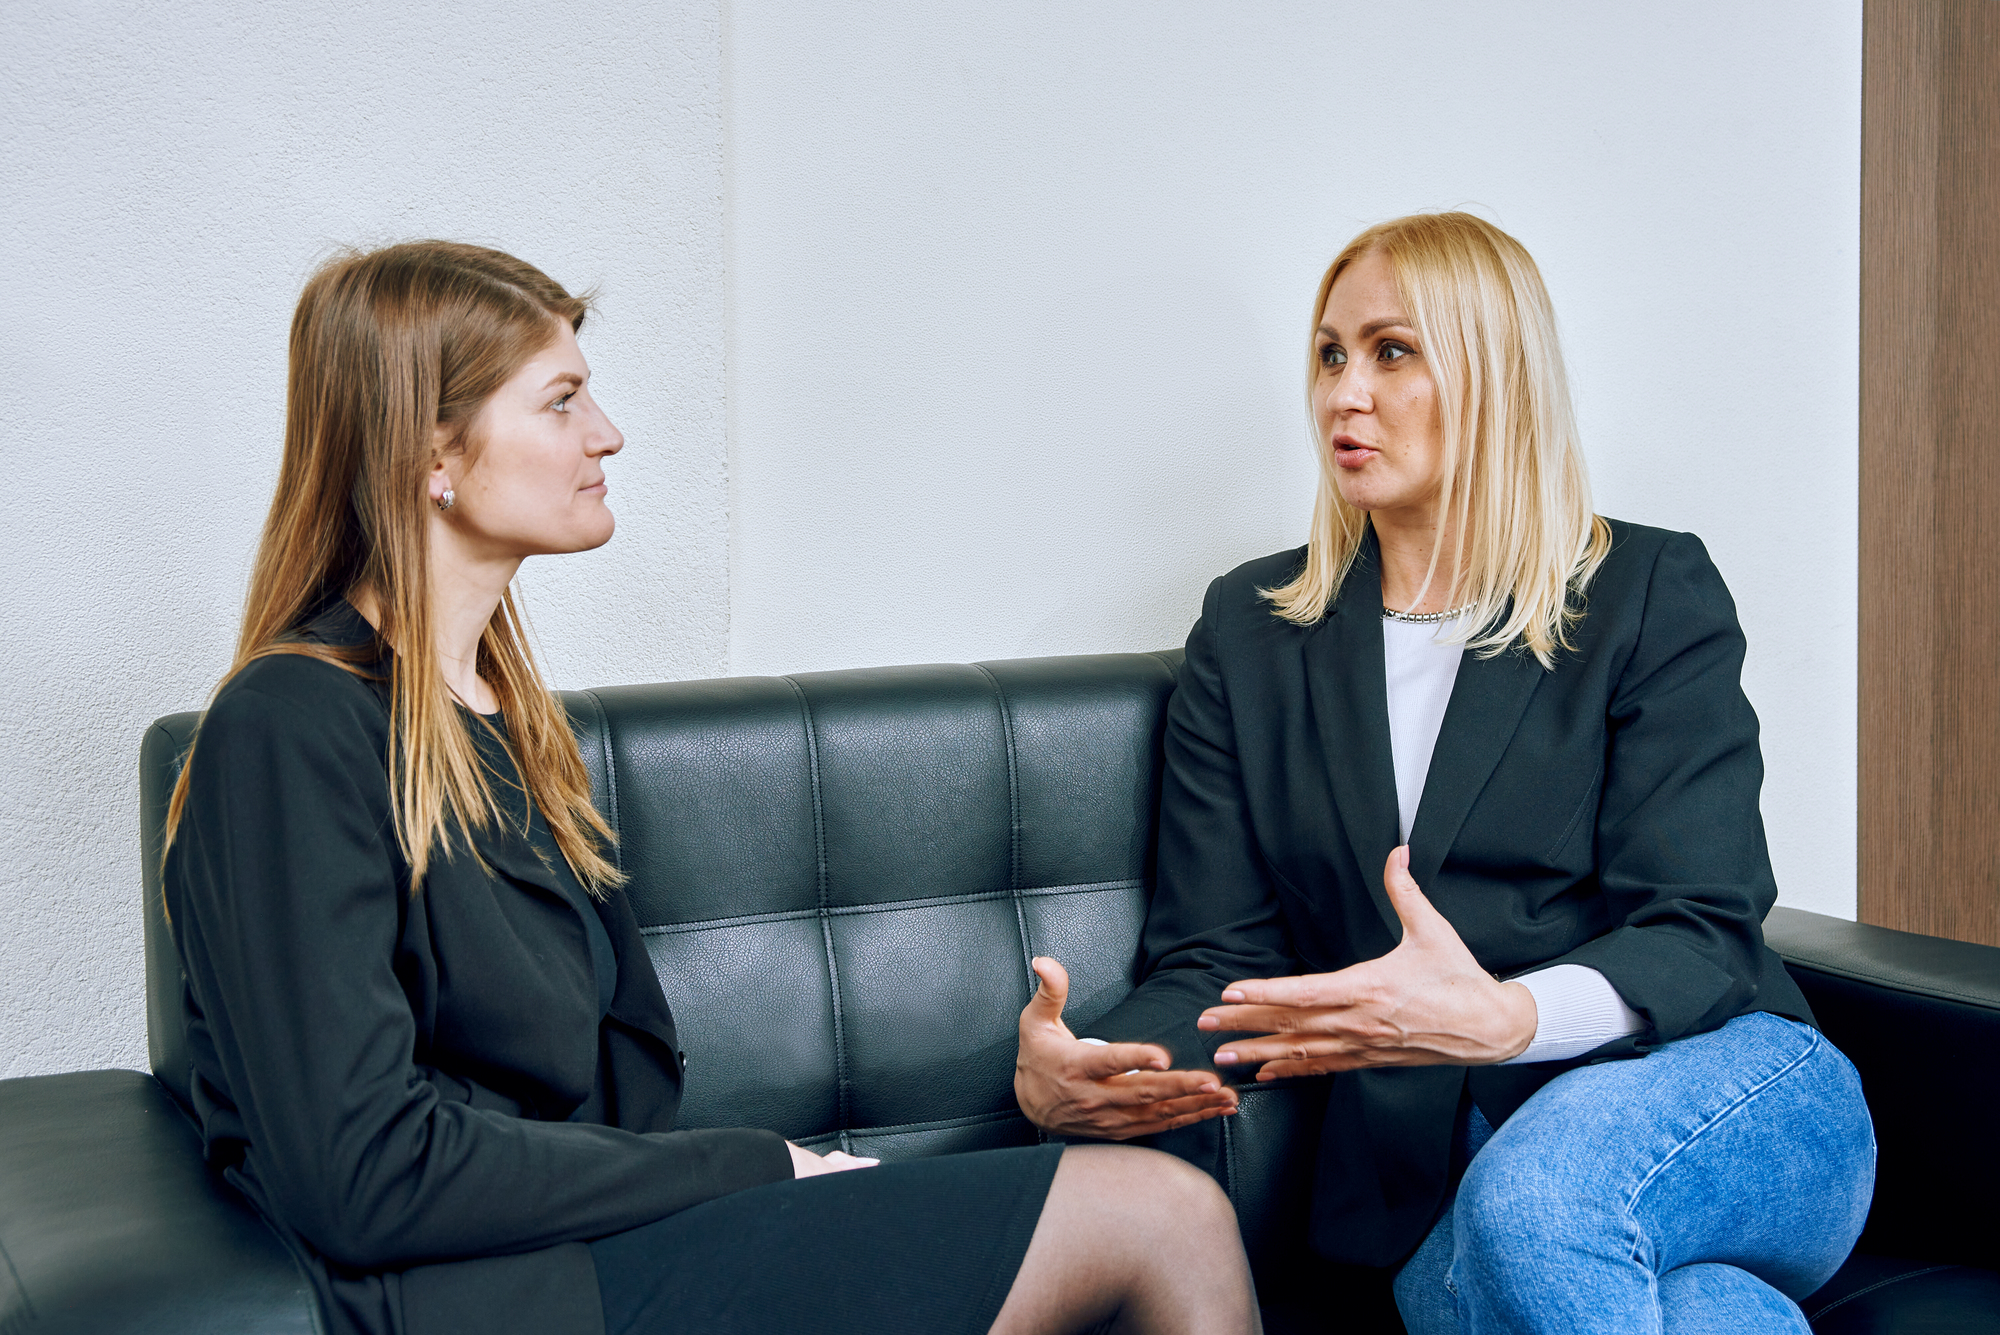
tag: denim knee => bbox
[1454,1129,1642,1287]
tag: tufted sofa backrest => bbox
[558,653,1180,1155]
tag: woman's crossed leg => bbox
[1395,1012,1874,1334]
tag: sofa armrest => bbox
[1763,906,2000,1271]
[0,1069,318,1334]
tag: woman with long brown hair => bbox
[162,240,1261,1335]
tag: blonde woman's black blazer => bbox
[1091,518,1813,1269]
[163,603,792,1335]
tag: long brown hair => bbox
[164,240,621,894]
[1262,212,1611,667]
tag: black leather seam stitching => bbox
[635,880,1148,936]
[804,1107,1030,1139]
[1218,1103,1240,1210]
[578,689,622,874]
[1802,1266,1954,1319]
[784,675,853,1149]
[972,663,1036,997]
[1018,879,1144,899]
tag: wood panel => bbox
[1859,0,2000,946]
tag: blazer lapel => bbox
[1302,542,1405,938]
[463,789,620,993]
[1405,640,1547,891]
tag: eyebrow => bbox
[542,371,584,390]
[1317,317,1414,341]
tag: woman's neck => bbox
[428,558,512,714]
[1372,501,1462,616]
[347,540,521,716]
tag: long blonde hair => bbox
[164,241,621,895]
[1262,212,1611,666]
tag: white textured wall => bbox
[727,3,1863,917]
[0,0,728,1077]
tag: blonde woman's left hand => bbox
[1196,846,1538,1078]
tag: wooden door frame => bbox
[1857,0,2000,946]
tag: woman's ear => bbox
[426,458,456,511]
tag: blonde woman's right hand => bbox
[787,1141,881,1178]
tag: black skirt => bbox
[590,1143,1064,1335]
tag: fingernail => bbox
[1199,1081,1217,1093]
[1215,1051,1237,1065]
[1196,1015,1217,1030]
[1220,989,1244,1002]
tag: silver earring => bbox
[436,488,455,511]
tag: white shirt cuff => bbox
[1499,964,1646,1065]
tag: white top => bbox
[1381,616,1466,844]
[1381,612,1644,1065]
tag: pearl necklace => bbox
[1381,602,1475,625]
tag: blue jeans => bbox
[1392,1012,1875,1334]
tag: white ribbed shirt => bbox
[1382,614,1643,1065]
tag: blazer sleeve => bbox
[1548,531,1782,1043]
[1083,578,1296,1067]
[168,676,792,1272]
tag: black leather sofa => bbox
[2,650,1996,1333]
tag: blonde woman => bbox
[1013,213,1874,1331]
[162,241,1260,1335]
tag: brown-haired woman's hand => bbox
[1196,846,1538,1078]
[786,1142,880,1178]
[1014,957,1238,1139]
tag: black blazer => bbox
[1092,519,1812,1268]
[163,603,792,1335]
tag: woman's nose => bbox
[589,408,625,456]
[1326,368,1372,416]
